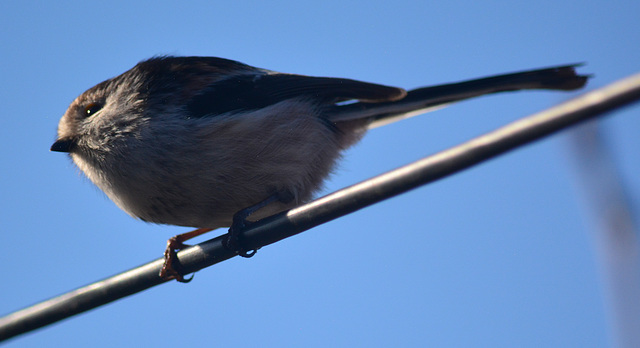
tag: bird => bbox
[51,56,589,281]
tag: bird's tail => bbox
[329,64,590,129]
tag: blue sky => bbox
[1,1,639,347]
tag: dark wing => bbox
[186,73,407,118]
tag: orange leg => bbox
[159,227,213,282]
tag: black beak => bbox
[50,138,77,153]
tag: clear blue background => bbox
[1,1,639,347]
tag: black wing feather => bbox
[186,73,406,118]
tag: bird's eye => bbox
[84,103,103,117]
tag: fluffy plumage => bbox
[52,56,589,230]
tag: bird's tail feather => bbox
[329,64,590,128]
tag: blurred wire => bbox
[1,72,640,343]
[569,122,640,348]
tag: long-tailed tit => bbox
[51,56,589,281]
